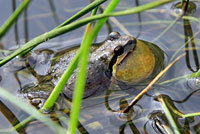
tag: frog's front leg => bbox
[22,83,53,108]
[26,90,50,108]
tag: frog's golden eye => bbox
[114,45,124,56]
[108,32,120,41]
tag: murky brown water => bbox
[0,0,200,133]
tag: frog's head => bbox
[93,32,137,66]
[105,32,137,76]
[110,32,160,84]
[93,32,162,84]
[107,32,136,54]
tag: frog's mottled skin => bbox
[50,32,136,99]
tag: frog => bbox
[22,32,164,106]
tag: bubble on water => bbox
[171,1,197,17]
[108,105,143,127]
[187,77,200,90]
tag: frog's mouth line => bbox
[105,39,137,79]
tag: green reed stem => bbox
[160,94,200,118]
[42,51,80,111]
[0,0,171,67]
[69,0,120,133]
[195,69,200,77]
[0,0,31,39]
[55,0,106,29]
[158,96,181,134]
[0,87,66,133]
[183,112,200,118]
[19,0,107,58]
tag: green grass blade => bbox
[0,0,171,67]
[0,0,31,39]
[69,0,120,133]
[0,87,66,133]
[68,25,92,134]
[55,0,107,29]
[158,95,181,134]
[42,51,80,111]
[195,69,200,77]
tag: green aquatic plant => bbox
[0,0,30,39]
[68,0,120,133]
[0,87,66,133]
[0,0,182,133]
[158,95,181,134]
[0,0,172,66]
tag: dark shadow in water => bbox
[118,98,140,134]
[24,6,29,43]
[104,90,119,112]
[14,71,23,90]
[12,0,19,45]
[183,14,199,72]
[0,101,26,133]
[172,88,200,103]
[193,123,200,133]
[144,110,170,134]
[134,0,142,38]
[146,87,200,104]
[48,0,59,25]
[104,90,141,133]
[155,94,193,134]
[89,0,113,34]
[98,6,112,34]
[61,107,89,134]
[144,87,200,133]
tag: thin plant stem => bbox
[0,0,31,39]
[69,0,120,133]
[4,1,171,131]
[0,0,171,66]
[195,69,200,77]
[55,0,106,29]
[158,95,181,134]
[153,12,183,42]
[0,87,66,133]
[122,53,186,113]
[41,51,80,111]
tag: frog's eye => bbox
[114,45,124,56]
[125,39,136,47]
[124,39,137,51]
[108,32,121,41]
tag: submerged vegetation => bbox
[0,0,200,133]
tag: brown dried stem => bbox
[122,53,186,113]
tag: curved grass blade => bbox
[0,0,171,67]
[158,95,181,134]
[55,0,107,29]
[0,87,66,133]
[68,0,120,133]
[0,0,31,39]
